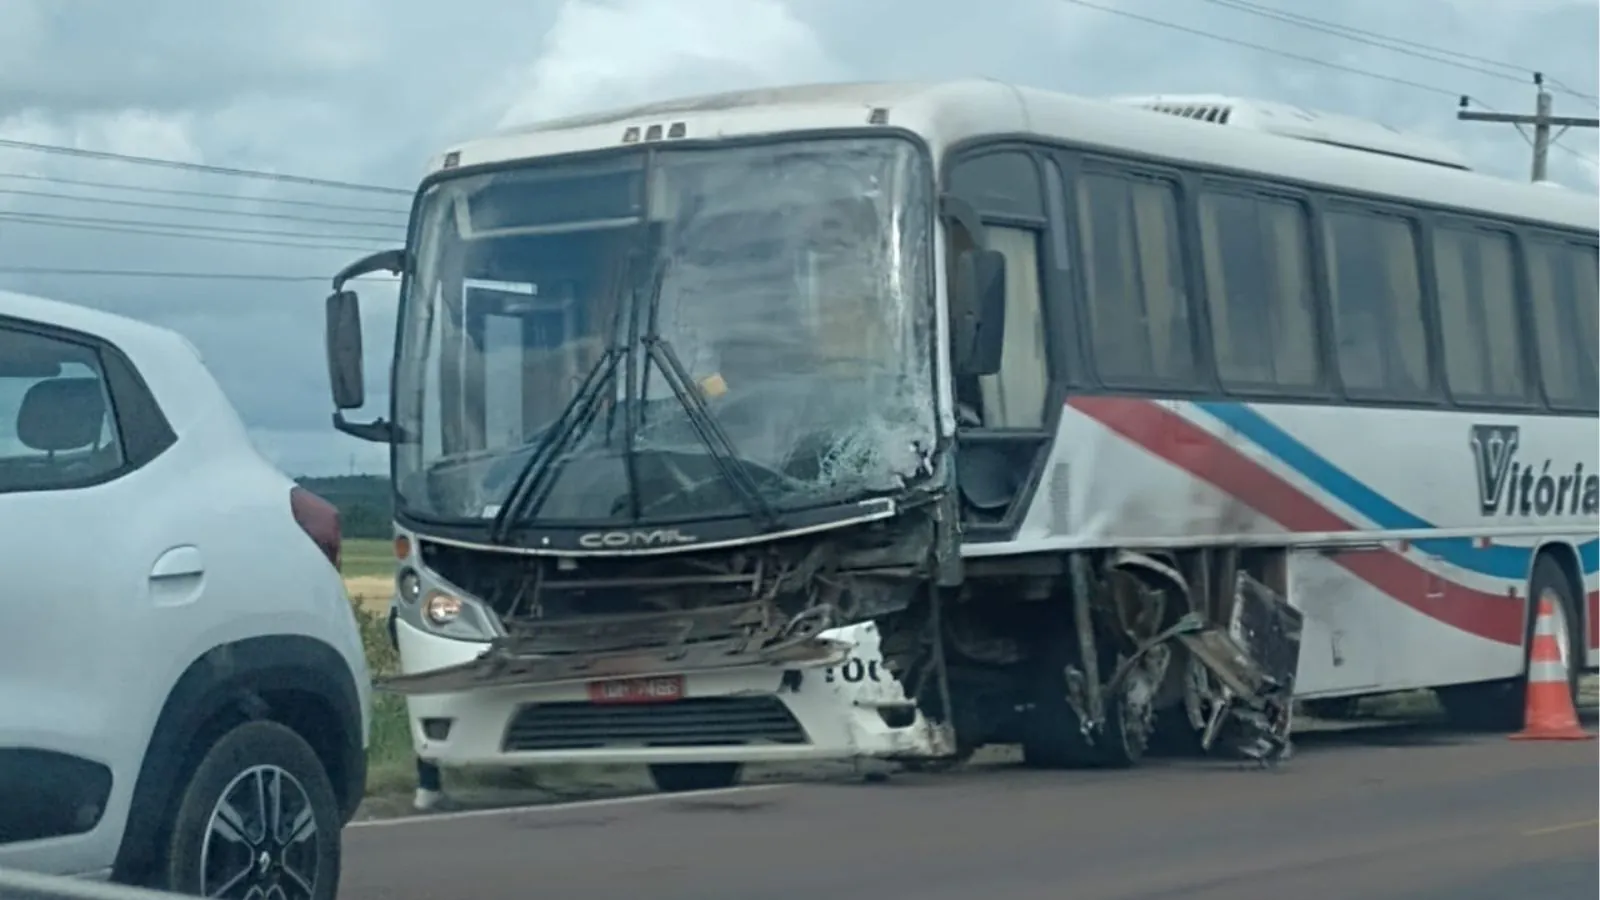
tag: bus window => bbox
[1574,246,1599,403]
[1323,210,1431,399]
[1197,191,1320,391]
[1527,240,1600,411]
[1433,226,1527,403]
[1076,172,1196,386]
[978,225,1049,428]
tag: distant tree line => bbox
[296,475,391,539]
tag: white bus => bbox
[322,80,1597,788]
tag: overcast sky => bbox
[1,0,1595,476]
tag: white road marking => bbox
[348,783,791,829]
[1521,817,1598,837]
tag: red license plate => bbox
[586,675,685,704]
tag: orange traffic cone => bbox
[1509,596,1593,742]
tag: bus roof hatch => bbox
[1111,94,1473,172]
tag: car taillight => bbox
[290,486,342,571]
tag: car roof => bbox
[0,288,246,441]
[1,289,189,354]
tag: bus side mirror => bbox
[324,248,404,443]
[326,290,366,411]
[953,248,1007,377]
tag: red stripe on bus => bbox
[1067,396,1524,647]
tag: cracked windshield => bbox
[392,138,935,525]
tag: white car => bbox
[0,290,371,900]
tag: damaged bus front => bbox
[324,135,959,784]
[321,90,1302,786]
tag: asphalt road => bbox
[339,723,1598,900]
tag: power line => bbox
[0,213,391,253]
[1196,0,1599,105]
[1459,76,1600,180]
[0,138,411,195]
[1553,140,1599,167]
[0,210,399,244]
[1060,0,1462,99]
[1063,0,1599,179]
[0,171,410,214]
[0,187,410,231]
[0,267,401,282]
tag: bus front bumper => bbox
[389,617,953,768]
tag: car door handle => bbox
[150,545,205,579]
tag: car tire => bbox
[647,762,742,793]
[159,720,342,900]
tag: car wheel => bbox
[647,762,742,793]
[160,720,342,900]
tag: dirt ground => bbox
[346,575,393,613]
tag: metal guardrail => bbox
[0,869,185,900]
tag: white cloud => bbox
[495,0,844,129]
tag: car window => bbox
[0,325,126,493]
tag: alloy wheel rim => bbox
[199,765,320,900]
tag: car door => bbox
[0,317,162,876]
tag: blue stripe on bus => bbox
[1193,402,1600,579]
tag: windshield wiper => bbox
[640,335,781,531]
[633,252,780,531]
[616,254,652,522]
[488,348,623,543]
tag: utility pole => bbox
[1457,73,1600,182]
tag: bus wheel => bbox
[1022,658,1152,769]
[647,762,742,793]
[1438,555,1581,732]
[1093,670,1154,768]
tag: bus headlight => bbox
[423,591,463,626]
[397,567,422,605]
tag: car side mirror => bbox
[325,290,365,411]
[953,248,1008,377]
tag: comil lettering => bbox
[577,528,699,549]
[1470,424,1599,518]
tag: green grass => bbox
[342,537,398,580]
[348,598,417,797]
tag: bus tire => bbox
[1021,656,1148,769]
[1438,554,1581,732]
[1093,677,1152,768]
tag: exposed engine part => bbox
[1105,549,1188,642]
[938,600,1028,667]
